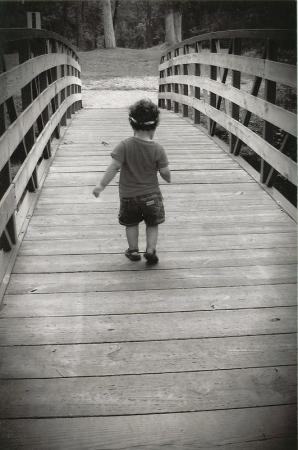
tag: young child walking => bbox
[92,99,171,265]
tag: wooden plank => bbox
[0,76,80,172]
[161,75,297,137]
[6,263,297,293]
[12,248,297,274]
[163,28,296,52]
[0,366,295,418]
[50,162,240,172]
[29,210,291,226]
[0,334,295,379]
[0,28,79,54]
[160,93,297,185]
[0,307,295,346]
[3,283,296,317]
[0,53,80,105]
[40,182,266,194]
[43,170,253,187]
[13,93,81,203]
[159,53,296,87]
[0,405,295,450]
[23,223,296,240]
[33,200,279,214]
[0,185,16,237]
[17,233,297,255]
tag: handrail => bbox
[162,29,296,56]
[0,28,79,56]
[0,28,82,286]
[158,28,297,211]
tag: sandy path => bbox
[82,76,158,108]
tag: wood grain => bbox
[0,366,295,418]
[3,284,296,317]
[0,406,295,450]
[0,107,295,449]
[0,307,296,345]
[17,233,297,255]
[0,334,295,379]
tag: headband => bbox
[129,116,157,126]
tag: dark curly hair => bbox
[128,99,160,131]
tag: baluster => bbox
[183,63,188,117]
[166,66,171,110]
[260,39,277,183]
[19,39,38,191]
[209,39,217,134]
[229,38,241,152]
[34,38,51,159]
[194,42,202,124]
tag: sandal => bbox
[125,248,141,261]
[144,250,159,265]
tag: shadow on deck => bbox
[0,108,296,449]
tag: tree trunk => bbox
[102,0,116,49]
[174,10,182,42]
[145,1,153,47]
[76,1,83,49]
[113,0,119,28]
[165,7,177,45]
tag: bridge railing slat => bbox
[159,75,297,137]
[159,54,296,88]
[0,54,81,105]
[159,28,297,211]
[13,92,81,203]
[0,28,82,286]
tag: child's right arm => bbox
[159,166,171,183]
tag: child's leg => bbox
[146,225,158,253]
[126,225,139,250]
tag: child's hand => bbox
[93,185,104,198]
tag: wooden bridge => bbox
[0,28,296,449]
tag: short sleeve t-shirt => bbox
[111,136,168,198]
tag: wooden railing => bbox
[0,28,82,288]
[158,29,297,214]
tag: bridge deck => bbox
[0,108,296,449]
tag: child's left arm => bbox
[93,158,122,197]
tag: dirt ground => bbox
[79,47,161,108]
[82,88,158,108]
[82,76,158,108]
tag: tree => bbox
[165,7,176,45]
[173,9,182,42]
[164,1,182,45]
[76,1,84,49]
[102,0,116,48]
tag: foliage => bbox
[0,0,295,50]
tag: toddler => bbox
[93,99,171,265]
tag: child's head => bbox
[128,99,160,131]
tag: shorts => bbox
[119,192,165,227]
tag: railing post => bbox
[229,38,241,152]
[209,39,217,134]
[49,39,61,139]
[26,12,41,29]
[174,47,180,114]
[194,41,202,125]
[19,40,38,192]
[32,38,52,159]
[166,65,172,111]
[183,62,188,117]
[260,39,277,183]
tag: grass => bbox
[78,45,164,82]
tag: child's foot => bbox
[144,250,159,265]
[125,248,141,261]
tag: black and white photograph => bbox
[0,0,296,448]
